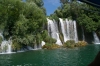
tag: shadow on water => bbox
[0,44,100,66]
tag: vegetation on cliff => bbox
[0,0,47,50]
[50,0,100,36]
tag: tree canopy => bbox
[0,0,47,49]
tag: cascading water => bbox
[82,26,85,41]
[47,18,78,44]
[47,18,62,45]
[93,32,100,44]
[56,33,62,45]
[7,39,12,53]
[59,18,68,42]
[73,21,78,43]
[41,41,45,46]
[0,33,12,53]
[59,18,78,43]
[0,40,12,53]
[66,19,70,40]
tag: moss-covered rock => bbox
[75,41,87,47]
[63,40,75,48]
[63,40,87,48]
[42,43,60,49]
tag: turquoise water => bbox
[0,44,100,66]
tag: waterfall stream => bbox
[59,18,78,43]
[59,18,68,42]
[47,18,62,45]
[93,32,100,44]
[0,33,12,53]
[48,18,78,44]
[82,26,85,41]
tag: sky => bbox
[43,0,61,16]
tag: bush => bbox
[12,40,22,51]
[42,43,60,49]
[63,40,87,48]
[42,30,56,44]
[75,41,87,47]
[63,40,75,48]
[0,36,3,44]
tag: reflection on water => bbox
[0,44,100,66]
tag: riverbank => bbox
[42,40,87,49]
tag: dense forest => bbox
[0,0,100,51]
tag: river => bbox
[0,44,100,66]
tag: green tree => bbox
[0,0,47,50]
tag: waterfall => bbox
[66,19,70,40]
[47,18,62,45]
[82,26,85,41]
[41,41,45,46]
[59,18,78,43]
[59,18,68,42]
[47,18,78,44]
[56,33,62,45]
[93,32,100,44]
[0,33,12,53]
[1,40,12,53]
[73,21,78,43]
[7,39,12,53]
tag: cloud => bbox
[44,0,60,6]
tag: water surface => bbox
[0,44,100,66]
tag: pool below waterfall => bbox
[0,44,100,66]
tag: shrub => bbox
[12,40,22,51]
[0,36,3,44]
[41,30,56,44]
[42,43,60,49]
[63,40,75,48]
[75,41,87,47]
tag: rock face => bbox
[88,51,100,66]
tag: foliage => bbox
[50,0,100,34]
[0,36,3,44]
[12,40,22,51]
[0,0,47,47]
[42,43,60,49]
[63,40,75,48]
[63,40,87,48]
[41,30,56,44]
[75,41,87,47]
